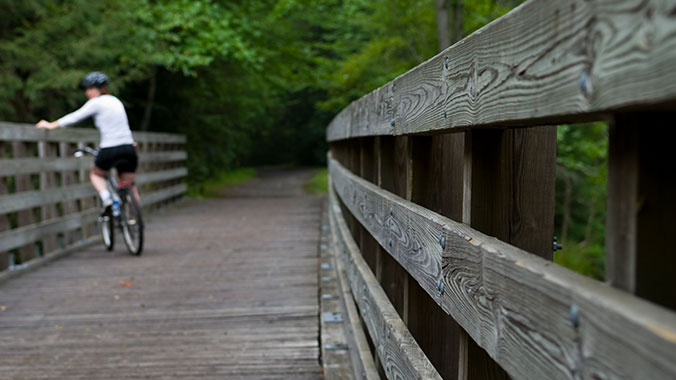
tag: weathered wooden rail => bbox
[326,0,676,379]
[0,122,187,273]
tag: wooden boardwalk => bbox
[0,168,324,379]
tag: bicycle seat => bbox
[117,180,134,189]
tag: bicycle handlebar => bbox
[73,147,98,157]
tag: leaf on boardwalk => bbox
[120,281,133,287]
[0,305,6,312]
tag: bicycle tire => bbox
[121,190,144,255]
[98,201,114,251]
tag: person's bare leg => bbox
[90,166,108,193]
[119,172,141,204]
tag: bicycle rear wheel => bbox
[98,200,114,251]
[121,190,144,255]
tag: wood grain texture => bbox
[326,83,395,142]
[326,194,381,380]
[327,0,676,141]
[409,136,462,379]
[329,186,441,380]
[377,136,411,323]
[329,156,676,380]
[509,126,557,259]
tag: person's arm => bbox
[36,98,98,129]
[36,120,61,129]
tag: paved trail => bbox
[0,168,324,379]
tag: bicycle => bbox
[74,147,144,255]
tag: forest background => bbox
[0,0,607,278]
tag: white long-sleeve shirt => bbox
[58,94,134,148]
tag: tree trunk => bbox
[140,67,157,131]
[452,0,464,43]
[583,191,599,245]
[436,0,451,51]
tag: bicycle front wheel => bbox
[121,191,144,255]
[98,203,114,251]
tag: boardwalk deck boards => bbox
[0,169,324,379]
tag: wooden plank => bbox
[38,141,59,254]
[0,122,99,143]
[378,136,410,322]
[329,186,441,380]
[136,167,187,186]
[132,131,186,144]
[59,142,81,245]
[77,142,96,239]
[326,83,396,142]
[11,142,37,262]
[0,210,98,253]
[0,122,185,144]
[329,156,676,380]
[360,138,379,272]
[0,184,91,216]
[440,133,464,222]
[408,136,462,379]
[139,151,187,163]
[143,183,187,206]
[606,114,676,309]
[0,157,92,177]
[464,130,511,378]
[326,194,380,380]
[0,142,9,270]
[468,127,557,259]
[0,170,320,377]
[326,0,676,141]
[605,121,639,293]
[0,152,185,176]
[509,126,557,259]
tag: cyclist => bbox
[36,72,140,210]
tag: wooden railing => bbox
[326,1,676,379]
[0,122,187,273]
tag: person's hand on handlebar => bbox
[36,120,60,129]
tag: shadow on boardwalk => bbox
[0,168,324,379]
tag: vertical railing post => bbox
[377,136,411,323]
[407,134,464,379]
[461,125,557,378]
[606,114,676,310]
[0,142,9,270]
[12,142,36,262]
[77,141,95,239]
[59,142,79,244]
[38,140,58,255]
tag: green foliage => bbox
[553,123,609,279]
[554,242,605,280]
[0,0,526,187]
[304,169,329,194]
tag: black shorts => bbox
[95,144,138,173]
